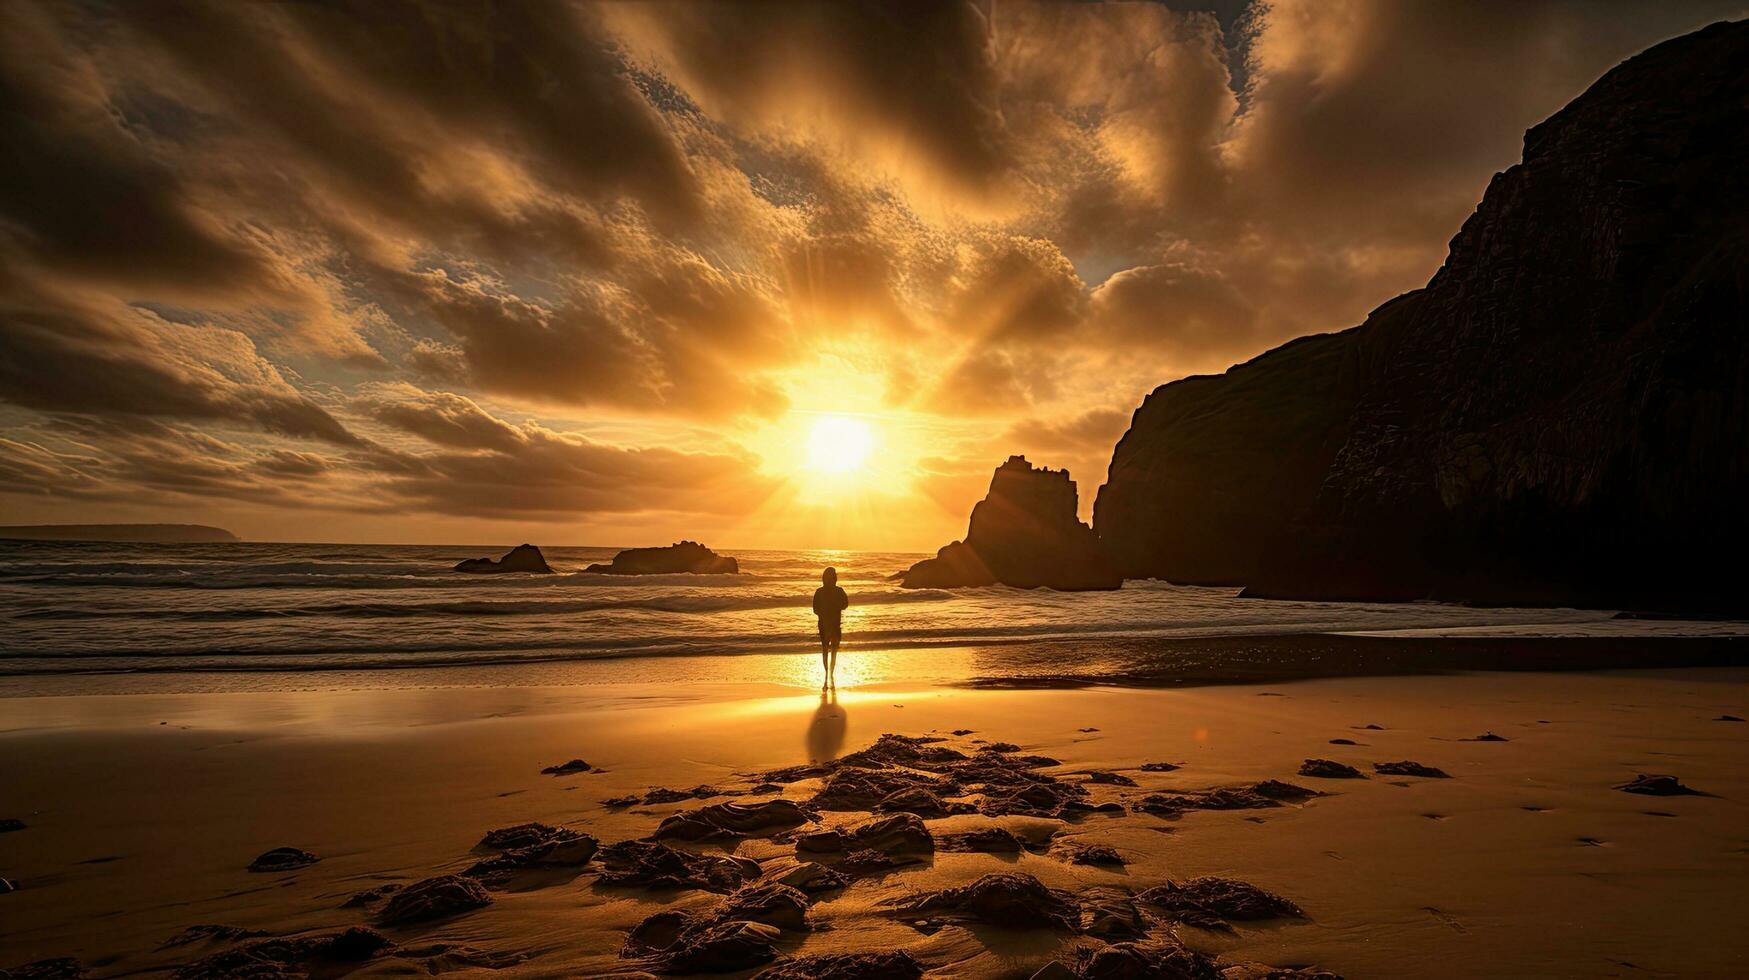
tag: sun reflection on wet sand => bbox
[805,686,848,763]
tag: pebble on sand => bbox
[1374,761,1451,778]
[1615,774,1704,797]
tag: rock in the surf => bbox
[453,544,553,574]
[901,456,1120,591]
[247,847,318,873]
[584,541,737,575]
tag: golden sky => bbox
[0,1,1739,549]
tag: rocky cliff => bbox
[1095,20,1749,611]
[904,456,1120,591]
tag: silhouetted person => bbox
[812,566,849,683]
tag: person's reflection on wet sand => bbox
[805,686,847,764]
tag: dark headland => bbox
[914,21,1749,615]
[0,524,240,543]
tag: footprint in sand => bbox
[1577,837,1609,847]
[1522,805,1551,813]
[1421,813,1449,821]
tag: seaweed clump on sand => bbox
[1615,773,1704,796]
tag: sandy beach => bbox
[4,659,1746,978]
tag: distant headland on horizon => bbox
[0,524,240,544]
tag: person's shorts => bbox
[818,620,842,644]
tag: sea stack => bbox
[902,456,1120,591]
[585,541,738,575]
[1094,20,1749,613]
[453,544,554,574]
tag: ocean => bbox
[6,540,1743,697]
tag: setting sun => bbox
[806,416,875,473]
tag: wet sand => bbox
[2,664,1746,977]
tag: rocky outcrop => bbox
[1094,20,1749,613]
[903,456,1121,591]
[584,541,737,575]
[376,875,491,925]
[173,928,391,980]
[595,840,761,893]
[887,872,1079,930]
[651,800,812,841]
[452,544,553,574]
[1136,877,1305,927]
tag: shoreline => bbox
[3,631,1743,700]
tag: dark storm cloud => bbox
[1003,409,1132,457]
[1086,262,1259,370]
[947,237,1087,343]
[354,388,778,518]
[0,276,361,446]
[363,387,528,453]
[1226,0,1749,246]
[1,420,339,507]
[0,438,107,498]
[10,391,779,521]
[117,0,700,254]
[375,257,790,419]
[610,0,1012,200]
[923,347,1063,416]
[252,450,334,479]
[0,4,282,297]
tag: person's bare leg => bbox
[828,639,838,678]
[820,638,830,685]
